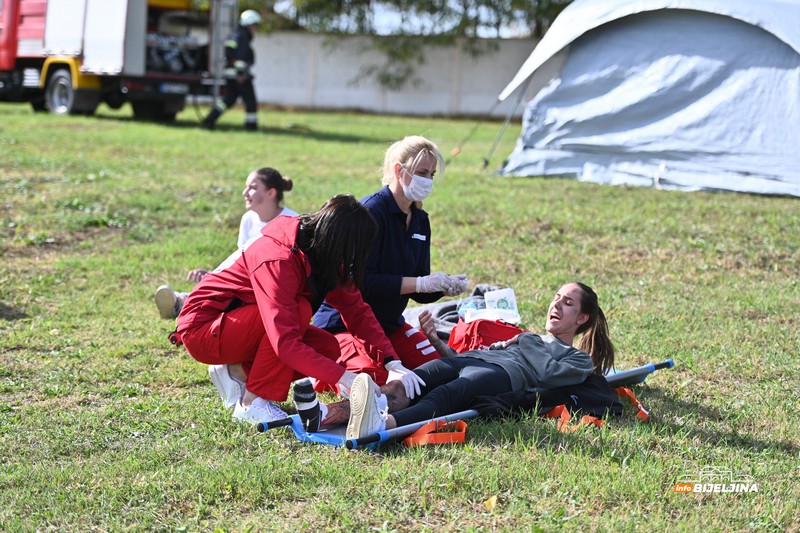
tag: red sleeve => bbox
[326,282,399,365]
[250,257,345,386]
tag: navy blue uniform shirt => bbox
[312,186,443,334]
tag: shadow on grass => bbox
[444,386,800,458]
[638,385,799,454]
[0,302,28,321]
[365,385,800,458]
[90,114,392,144]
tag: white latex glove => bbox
[336,370,358,399]
[443,274,469,297]
[385,360,426,399]
[416,272,452,293]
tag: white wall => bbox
[249,32,548,118]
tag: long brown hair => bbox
[574,282,615,375]
[298,194,377,290]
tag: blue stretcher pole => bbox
[257,417,294,432]
[605,359,674,388]
[345,409,480,450]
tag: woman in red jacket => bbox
[176,195,398,424]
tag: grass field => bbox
[1,101,798,531]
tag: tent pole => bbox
[446,99,502,165]
[483,75,534,172]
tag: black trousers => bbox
[391,357,512,427]
[221,78,257,114]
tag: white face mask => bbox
[401,172,434,202]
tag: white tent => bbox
[497,0,800,196]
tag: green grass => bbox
[1,102,798,531]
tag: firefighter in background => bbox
[202,10,262,131]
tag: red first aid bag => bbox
[447,318,525,353]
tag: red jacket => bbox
[177,216,398,385]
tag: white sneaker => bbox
[208,365,244,411]
[232,397,288,425]
[346,374,388,440]
[155,285,182,319]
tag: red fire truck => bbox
[0,0,237,121]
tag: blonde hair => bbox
[381,135,445,187]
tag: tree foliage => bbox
[194,1,573,89]
[273,1,572,89]
[284,0,572,38]
[193,1,301,31]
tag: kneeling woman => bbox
[346,282,615,439]
[176,195,401,425]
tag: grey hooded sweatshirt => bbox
[458,332,594,391]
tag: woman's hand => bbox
[186,268,209,282]
[489,334,520,350]
[336,370,358,398]
[419,310,458,357]
[418,309,439,343]
[416,272,451,293]
[416,273,469,296]
[443,274,469,296]
[385,360,426,399]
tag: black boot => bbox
[202,108,222,130]
[293,378,322,432]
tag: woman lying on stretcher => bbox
[293,282,615,437]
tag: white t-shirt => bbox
[237,207,299,249]
[215,207,299,272]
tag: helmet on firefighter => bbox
[240,10,262,27]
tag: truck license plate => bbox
[160,82,189,94]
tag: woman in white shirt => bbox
[154,167,298,320]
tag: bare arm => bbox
[419,309,458,357]
[399,276,419,295]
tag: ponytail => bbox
[574,283,615,375]
[254,167,293,203]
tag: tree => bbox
[193,1,301,32]
[283,0,571,38]
[274,0,572,89]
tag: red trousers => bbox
[180,304,341,401]
[329,322,440,387]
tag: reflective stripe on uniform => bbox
[420,345,438,356]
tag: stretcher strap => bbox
[614,387,650,421]
[402,419,468,447]
[541,405,604,432]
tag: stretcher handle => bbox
[257,417,294,432]
[345,433,381,449]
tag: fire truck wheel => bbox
[45,70,75,115]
